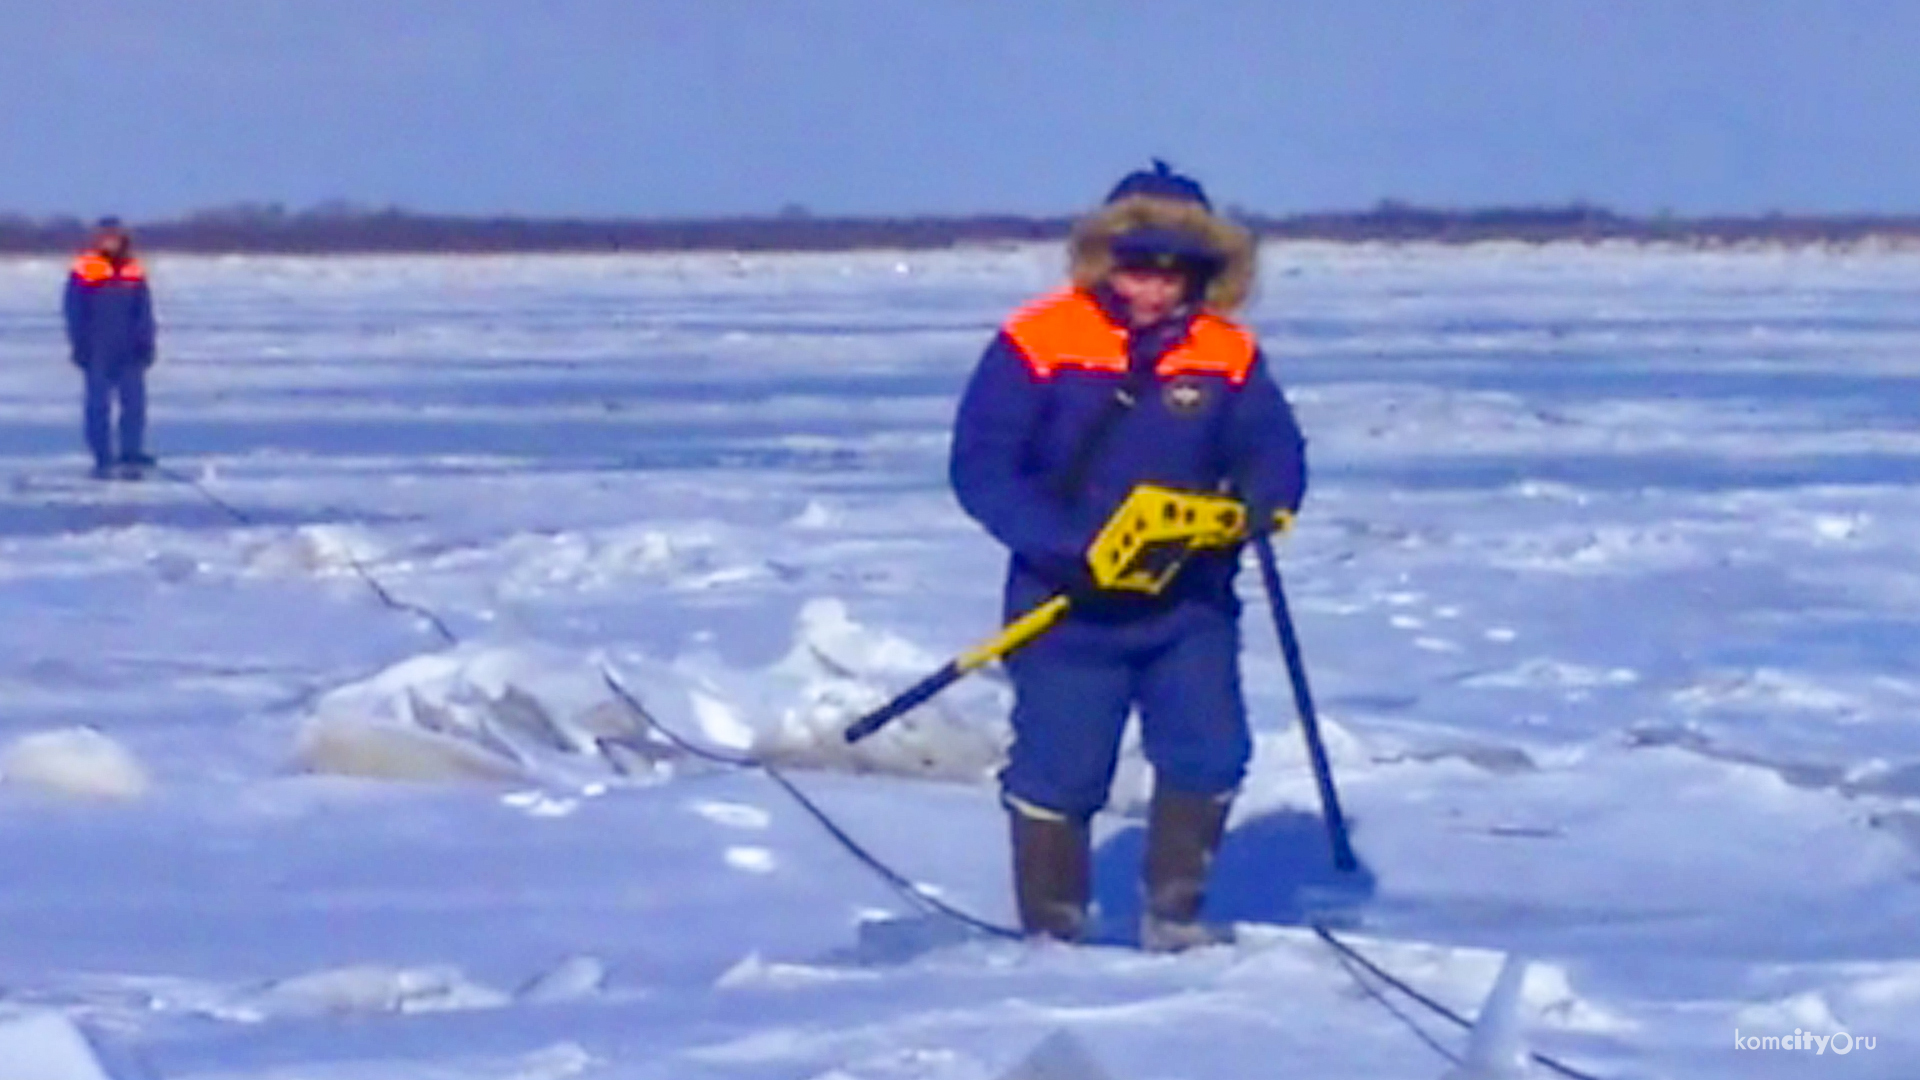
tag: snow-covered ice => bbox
[1,243,1918,1077]
[1,726,152,801]
[0,1010,119,1080]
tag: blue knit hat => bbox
[1103,161,1221,270]
[1104,159,1211,211]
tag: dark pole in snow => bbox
[1252,532,1358,873]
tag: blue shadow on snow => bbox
[1089,809,1378,946]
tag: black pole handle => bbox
[843,660,964,743]
[1253,533,1358,873]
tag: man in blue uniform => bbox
[64,217,158,478]
[951,163,1307,949]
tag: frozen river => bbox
[0,243,1916,1078]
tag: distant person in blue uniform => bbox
[64,217,158,478]
[951,163,1308,949]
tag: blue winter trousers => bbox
[83,365,146,466]
[1000,601,1251,821]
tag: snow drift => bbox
[0,1011,118,1080]
[0,728,151,801]
[294,598,1009,787]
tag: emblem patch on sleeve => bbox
[1163,377,1209,416]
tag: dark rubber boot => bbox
[1141,786,1233,952]
[1009,804,1090,942]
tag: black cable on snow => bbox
[1311,925,1608,1080]
[1322,933,1463,1067]
[155,461,1614,1077]
[157,464,459,647]
[336,553,460,647]
[598,667,1023,941]
[155,465,252,526]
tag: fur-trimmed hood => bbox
[1068,195,1257,315]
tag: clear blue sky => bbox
[5,1,1916,218]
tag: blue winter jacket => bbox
[64,251,156,371]
[951,287,1307,620]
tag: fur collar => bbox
[1067,195,1256,315]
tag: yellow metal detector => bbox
[844,486,1285,743]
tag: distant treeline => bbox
[5,201,1920,254]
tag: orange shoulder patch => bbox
[71,253,114,284]
[1003,289,1126,379]
[1159,313,1257,385]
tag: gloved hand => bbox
[1243,501,1294,539]
[1026,552,1102,599]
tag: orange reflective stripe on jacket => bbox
[1003,289,1255,385]
[71,252,145,285]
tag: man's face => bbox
[94,229,128,257]
[1109,265,1189,328]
